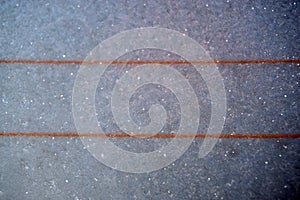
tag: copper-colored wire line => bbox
[1,59,300,65]
[0,132,299,139]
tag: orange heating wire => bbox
[0,132,299,138]
[1,59,300,65]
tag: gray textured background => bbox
[1,0,300,199]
